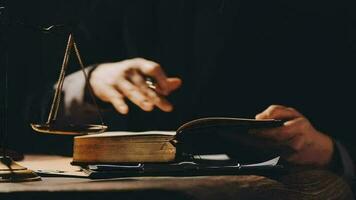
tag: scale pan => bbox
[30,123,107,135]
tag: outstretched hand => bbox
[90,58,182,114]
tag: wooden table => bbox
[0,155,353,200]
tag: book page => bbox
[242,157,280,167]
[81,131,176,138]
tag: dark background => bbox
[1,0,356,158]
[1,0,95,154]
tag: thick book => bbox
[72,117,283,165]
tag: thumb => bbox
[255,105,302,120]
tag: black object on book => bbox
[175,118,286,164]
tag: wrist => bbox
[313,131,334,167]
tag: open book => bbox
[72,117,283,165]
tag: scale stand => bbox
[0,157,41,182]
[0,4,40,182]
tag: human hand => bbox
[254,105,334,167]
[89,58,182,114]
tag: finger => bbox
[286,154,302,164]
[256,105,302,120]
[286,147,309,164]
[286,134,305,153]
[136,59,170,95]
[93,83,129,114]
[143,89,173,112]
[116,78,154,111]
[129,70,173,112]
[251,126,295,142]
[111,98,129,114]
[250,119,302,142]
[166,77,182,93]
[151,77,182,96]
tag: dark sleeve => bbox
[54,66,129,131]
[328,140,355,184]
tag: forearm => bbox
[55,66,103,125]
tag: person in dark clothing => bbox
[5,0,354,198]
[62,0,356,179]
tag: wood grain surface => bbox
[0,155,353,200]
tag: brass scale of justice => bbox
[1,32,161,182]
[31,34,108,135]
[0,34,108,182]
